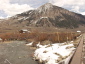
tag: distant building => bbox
[77,30,81,33]
[0,38,2,42]
[19,29,30,33]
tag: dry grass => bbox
[34,32,80,43]
[0,32,80,44]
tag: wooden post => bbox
[71,32,72,41]
[57,32,60,43]
[67,32,68,43]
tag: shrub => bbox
[0,32,80,44]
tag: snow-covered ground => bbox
[26,42,33,46]
[33,43,75,64]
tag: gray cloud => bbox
[49,0,85,15]
[0,10,7,17]
[10,0,49,8]
[0,0,33,18]
[0,0,85,18]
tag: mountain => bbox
[1,3,85,32]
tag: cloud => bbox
[10,0,49,8]
[4,3,33,16]
[0,16,4,19]
[49,0,85,15]
[49,0,84,6]
[71,6,80,13]
[0,0,85,17]
[0,0,33,17]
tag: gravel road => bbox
[0,41,38,64]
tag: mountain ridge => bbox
[0,3,85,30]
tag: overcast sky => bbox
[0,0,85,18]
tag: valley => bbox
[0,3,85,64]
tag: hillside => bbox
[0,3,85,33]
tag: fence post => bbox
[57,32,60,43]
[67,32,68,43]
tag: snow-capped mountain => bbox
[1,3,85,29]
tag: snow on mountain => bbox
[37,3,54,13]
[1,3,85,30]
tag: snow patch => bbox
[26,42,33,46]
[29,12,32,14]
[37,3,53,13]
[40,17,48,19]
[33,43,75,64]
[12,15,17,18]
[24,17,29,20]
[18,17,29,21]
[0,38,2,41]
[18,17,24,20]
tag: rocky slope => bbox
[1,3,85,30]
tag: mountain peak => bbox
[37,3,54,13]
[43,3,53,7]
[2,3,85,29]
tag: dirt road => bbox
[0,41,38,64]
